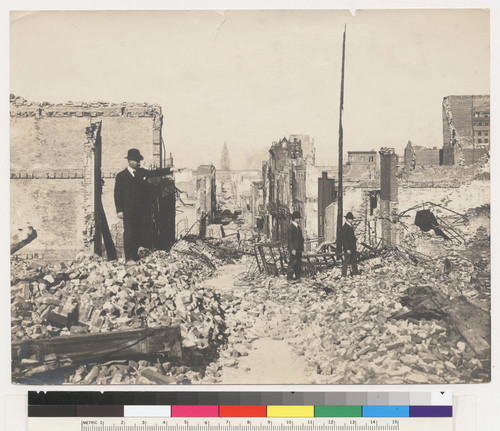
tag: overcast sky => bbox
[10,9,490,170]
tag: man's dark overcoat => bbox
[287,222,304,280]
[114,168,149,261]
[340,222,356,252]
[341,222,359,276]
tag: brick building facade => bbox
[442,95,490,165]
[10,95,164,260]
[345,151,379,181]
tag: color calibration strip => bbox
[28,391,452,407]
[28,392,452,418]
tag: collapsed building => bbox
[442,95,490,166]
[249,180,265,233]
[404,141,441,170]
[261,135,331,246]
[174,165,217,238]
[10,95,174,260]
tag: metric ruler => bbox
[28,417,453,431]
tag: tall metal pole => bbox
[336,26,346,251]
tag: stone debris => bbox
[11,205,490,385]
[199,219,490,385]
[11,238,232,384]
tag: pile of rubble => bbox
[207,230,490,384]
[399,157,489,187]
[11,239,233,384]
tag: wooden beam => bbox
[444,296,490,357]
[336,26,346,252]
[12,326,182,367]
[11,227,37,254]
[141,369,176,384]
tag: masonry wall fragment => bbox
[442,95,490,166]
[10,95,163,259]
[379,148,399,247]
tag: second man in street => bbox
[287,210,304,281]
[341,211,359,277]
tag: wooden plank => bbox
[258,245,271,275]
[97,198,117,260]
[141,369,176,384]
[12,326,182,365]
[253,246,262,273]
[11,227,37,254]
[268,246,280,275]
[461,329,490,357]
[444,296,490,356]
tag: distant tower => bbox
[221,141,231,172]
[166,152,174,168]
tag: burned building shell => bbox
[10,95,173,260]
[442,95,490,166]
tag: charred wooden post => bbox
[336,26,346,253]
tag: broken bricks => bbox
[11,238,233,383]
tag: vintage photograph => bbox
[10,9,490,384]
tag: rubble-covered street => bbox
[11,199,490,385]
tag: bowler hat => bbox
[345,212,354,220]
[126,148,144,161]
[291,210,301,220]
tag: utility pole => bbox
[336,25,346,252]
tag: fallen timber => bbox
[253,238,386,277]
[254,241,345,277]
[392,285,490,358]
[12,326,182,378]
[11,226,37,255]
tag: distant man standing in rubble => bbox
[287,211,304,281]
[114,149,148,265]
[341,212,359,277]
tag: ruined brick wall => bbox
[415,147,440,166]
[11,116,90,174]
[10,96,163,259]
[10,179,85,260]
[404,142,440,169]
[380,149,398,201]
[466,147,489,164]
[196,165,217,220]
[379,148,399,246]
[442,95,490,165]
[324,202,337,243]
[263,137,320,242]
[346,151,378,181]
[404,143,415,170]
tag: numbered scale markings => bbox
[28,417,452,431]
[83,419,400,431]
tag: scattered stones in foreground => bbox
[11,218,490,385]
[205,221,490,384]
[11,239,233,384]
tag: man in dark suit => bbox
[114,149,149,264]
[341,212,359,277]
[287,210,304,281]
